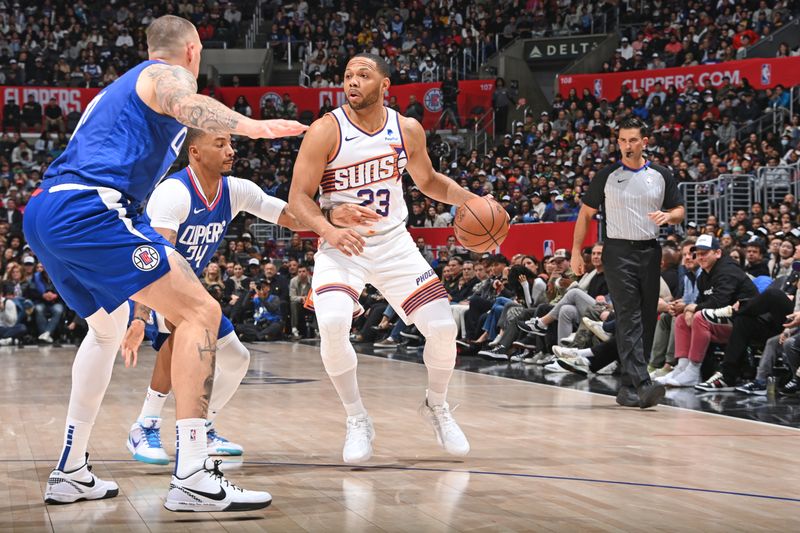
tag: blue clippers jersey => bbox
[160,167,233,275]
[45,60,188,204]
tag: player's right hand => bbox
[121,321,145,368]
[249,119,308,139]
[322,227,366,257]
[330,204,381,227]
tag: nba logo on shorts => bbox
[761,63,771,86]
[132,245,160,271]
[543,240,555,257]
[190,429,197,441]
[593,79,603,99]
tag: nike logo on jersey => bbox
[617,179,628,183]
[183,485,227,501]
[193,207,205,214]
[345,135,359,141]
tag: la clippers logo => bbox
[423,88,443,112]
[132,245,160,271]
[259,91,282,111]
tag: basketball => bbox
[453,196,510,253]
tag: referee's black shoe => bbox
[637,379,666,409]
[615,385,640,408]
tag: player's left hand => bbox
[330,204,381,227]
[648,211,671,225]
[263,119,309,138]
[121,321,145,368]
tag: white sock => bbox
[139,387,169,421]
[577,348,593,359]
[56,419,92,477]
[330,368,367,416]
[57,304,128,473]
[175,418,208,478]
[426,388,448,407]
[675,358,690,371]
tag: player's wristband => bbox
[132,317,147,326]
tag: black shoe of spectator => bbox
[615,385,640,408]
[478,345,508,360]
[512,337,538,350]
[779,378,800,396]
[399,327,422,341]
[637,379,666,409]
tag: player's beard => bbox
[349,87,381,110]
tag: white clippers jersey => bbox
[320,106,409,237]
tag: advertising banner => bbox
[212,79,495,130]
[524,35,608,64]
[557,56,800,101]
[0,86,101,122]
[0,80,494,132]
[407,220,598,259]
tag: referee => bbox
[571,116,685,409]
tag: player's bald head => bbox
[146,15,198,56]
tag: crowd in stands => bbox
[2,1,800,395]
[603,0,799,73]
[0,0,247,88]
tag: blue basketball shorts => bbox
[24,182,174,318]
[150,311,235,351]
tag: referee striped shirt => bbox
[583,161,683,240]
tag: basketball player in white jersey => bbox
[289,53,478,463]
[119,128,376,465]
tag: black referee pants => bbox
[602,239,662,387]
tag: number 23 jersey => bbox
[320,106,409,237]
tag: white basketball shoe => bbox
[420,400,470,456]
[44,454,119,504]
[127,416,170,465]
[342,414,374,463]
[207,428,244,456]
[164,458,272,512]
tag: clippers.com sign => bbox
[557,56,800,101]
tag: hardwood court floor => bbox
[1,342,798,532]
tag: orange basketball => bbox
[453,196,510,253]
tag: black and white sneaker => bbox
[735,380,767,396]
[518,317,547,336]
[164,458,272,512]
[399,328,422,341]
[694,371,735,392]
[44,454,119,504]
[779,378,800,396]
[478,346,509,360]
[512,338,538,351]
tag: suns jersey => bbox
[320,106,409,237]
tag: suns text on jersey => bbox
[333,153,398,191]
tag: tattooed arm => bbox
[136,63,307,139]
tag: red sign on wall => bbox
[557,56,800,101]
[0,86,101,119]
[211,79,495,131]
[407,220,599,259]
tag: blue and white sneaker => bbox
[127,416,169,465]
[207,428,244,456]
